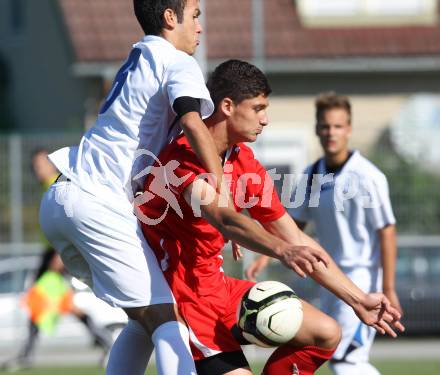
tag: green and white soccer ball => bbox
[237,280,303,347]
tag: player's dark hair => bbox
[207,59,272,112]
[315,92,352,124]
[134,0,186,36]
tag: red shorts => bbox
[177,276,255,360]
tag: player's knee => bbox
[124,303,181,336]
[316,316,341,349]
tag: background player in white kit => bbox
[39,1,224,374]
[246,92,402,375]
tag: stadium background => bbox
[0,0,439,373]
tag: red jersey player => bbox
[137,60,404,375]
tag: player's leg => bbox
[185,304,252,375]
[0,321,39,371]
[39,181,196,375]
[178,277,255,375]
[106,319,153,375]
[119,230,196,375]
[290,299,341,349]
[321,267,380,375]
[328,321,378,375]
[262,299,341,375]
[125,303,196,375]
[15,321,39,368]
[56,242,156,375]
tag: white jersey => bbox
[290,151,395,269]
[49,35,213,203]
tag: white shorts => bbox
[39,180,174,308]
[319,266,382,366]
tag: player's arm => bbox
[262,213,404,337]
[379,224,402,314]
[182,179,330,276]
[245,218,308,280]
[174,97,223,190]
[263,213,361,300]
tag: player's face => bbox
[174,0,202,55]
[228,94,269,143]
[316,108,351,156]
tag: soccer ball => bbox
[237,280,303,347]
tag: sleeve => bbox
[165,53,214,119]
[288,167,312,223]
[364,172,396,230]
[246,157,286,223]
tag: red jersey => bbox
[139,134,285,316]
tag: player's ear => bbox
[163,8,177,29]
[220,97,234,117]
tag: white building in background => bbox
[0,0,440,158]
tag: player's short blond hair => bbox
[315,92,351,124]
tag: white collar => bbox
[141,35,176,50]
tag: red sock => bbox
[262,345,336,375]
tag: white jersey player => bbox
[293,152,397,375]
[39,1,222,375]
[246,92,402,375]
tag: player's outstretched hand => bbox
[353,293,405,337]
[280,245,330,278]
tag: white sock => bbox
[106,319,153,375]
[151,321,196,375]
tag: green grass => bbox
[254,361,440,375]
[1,361,439,375]
[321,361,440,375]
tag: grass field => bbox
[1,361,439,375]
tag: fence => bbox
[1,131,440,242]
[0,132,81,244]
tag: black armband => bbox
[173,96,201,118]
